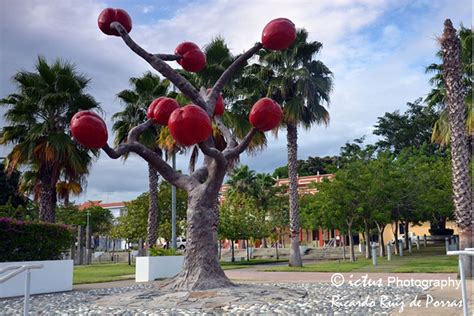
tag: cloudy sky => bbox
[0,0,471,203]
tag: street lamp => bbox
[171,153,177,249]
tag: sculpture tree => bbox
[70,8,297,290]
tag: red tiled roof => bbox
[79,201,127,210]
[219,173,334,196]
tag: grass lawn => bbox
[74,263,135,284]
[220,258,288,270]
[261,246,459,273]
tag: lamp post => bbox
[85,210,91,264]
[171,153,177,249]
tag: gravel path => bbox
[0,281,423,315]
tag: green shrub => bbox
[148,246,182,256]
[429,228,454,236]
[0,217,75,262]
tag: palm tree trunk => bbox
[287,122,303,267]
[147,163,159,248]
[441,20,473,277]
[39,165,56,222]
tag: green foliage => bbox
[148,247,182,256]
[373,98,439,154]
[0,202,39,221]
[0,217,74,262]
[272,156,338,178]
[56,205,113,235]
[0,56,100,212]
[219,192,267,241]
[0,164,26,207]
[115,182,187,241]
[425,26,473,145]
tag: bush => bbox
[149,246,182,256]
[0,217,75,262]
[429,228,454,236]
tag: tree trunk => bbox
[441,19,473,278]
[147,163,159,248]
[364,219,370,259]
[38,165,56,222]
[246,240,250,261]
[231,240,235,262]
[404,221,410,250]
[164,185,233,290]
[342,233,346,261]
[287,123,302,267]
[347,223,355,262]
[392,220,399,254]
[375,222,386,257]
[275,240,279,260]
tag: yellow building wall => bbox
[381,221,459,244]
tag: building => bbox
[79,200,128,250]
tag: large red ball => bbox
[152,98,180,125]
[175,42,200,57]
[261,18,296,50]
[249,98,282,131]
[180,49,206,72]
[168,105,212,146]
[71,111,108,149]
[98,8,132,36]
[146,97,165,120]
[207,89,225,116]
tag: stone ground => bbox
[0,267,470,315]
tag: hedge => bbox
[0,217,75,262]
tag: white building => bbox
[79,201,128,250]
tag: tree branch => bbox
[215,116,237,149]
[102,143,197,191]
[207,42,262,115]
[198,140,226,166]
[127,119,154,143]
[223,128,258,159]
[153,54,181,61]
[111,22,207,109]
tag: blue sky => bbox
[0,0,471,203]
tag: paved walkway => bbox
[73,267,472,315]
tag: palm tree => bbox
[426,25,472,145]
[226,165,257,195]
[113,72,171,248]
[439,20,472,277]
[0,56,99,222]
[254,29,333,266]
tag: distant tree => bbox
[0,164,26,207]
[373,99,439,154]
[113,72,172,247]
[0,57,100,222]
[115,183,187,245]
[56,205,113,236]
[219,192,266,262]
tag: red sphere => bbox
[261,18,296,50]
[71,111,108,149]
[180,49,206,72]
[249,98,282,131]
[207,89,225,116]
[146,97,165,120]
[175,42,200,57]
[98,8,132,36]
[168,105,212,146]
[152,98,180,125]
